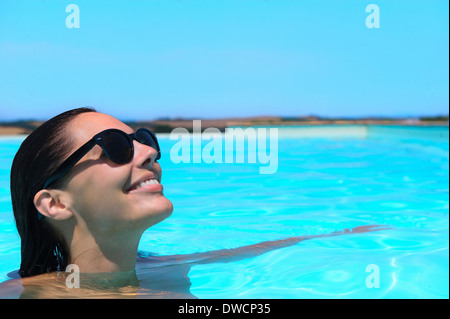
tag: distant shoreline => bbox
[0,116,448,136]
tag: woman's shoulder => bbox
[0,277,24,299]
[0,272,68,299]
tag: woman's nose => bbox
[133,140,159,169]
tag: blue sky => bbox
[0,0,448,121]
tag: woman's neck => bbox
[68,226,143,274]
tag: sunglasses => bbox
[43,128,161,189]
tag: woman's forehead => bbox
[69,112,133,145]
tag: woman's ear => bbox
[33,189,74,220]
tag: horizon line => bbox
[1,113,449,123]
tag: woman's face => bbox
[61,112,173,233]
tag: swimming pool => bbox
[0,125,448,298]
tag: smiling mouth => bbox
[126,174,163,193]
[134,178,160,189]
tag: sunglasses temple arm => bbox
[43,140,96,189]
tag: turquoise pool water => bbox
[0,125,448,298]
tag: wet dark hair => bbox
[10,107,96,277]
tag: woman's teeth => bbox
[135,179,160,190]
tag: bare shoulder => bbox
[0,278,24,299]
[0,272,67,299]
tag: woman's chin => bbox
[135,197,173,228]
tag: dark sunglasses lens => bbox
[136,129,161,159]
[102,131,133,164]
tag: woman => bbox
[0,108,387,298]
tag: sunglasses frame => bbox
[43,128,160,189]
